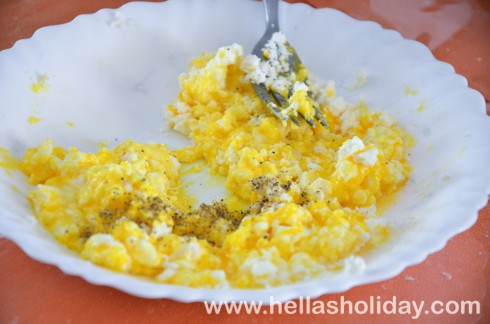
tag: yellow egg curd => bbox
[17,43,412,288]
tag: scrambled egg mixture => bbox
[19,43,412,288]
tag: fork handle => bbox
[264,0,280,33]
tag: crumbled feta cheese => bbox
[151,221,172,238]
[226,146,237,163]
[338,137,378,167]
[338,136,365,161]
[277,192,292,202]
[173,240,203,260]
[386,160,405,183]
[279,103,297,119]
[240,256,278,277]
[215,44,243,65]
[340,110,360,133]
[306,76,336,105]
[130,238,160,267]
[365,217,387,232]
[157,268,177,281]
[210,270,228,287]
[293,81,309,92]
[167,110,191,135]
[254,221,269,233]
[335,160,359,181]
[122,152,138,162]
[307,177,332,200]
[353,147,379,166]
[240,55,260,74]
[306,161,322,170]
[241,32,295,94]
[273,224,290,237]
[170,155,180,168]
[211,270,227,281]
[173,101,191,113]
[87,233,122,247]
[352,225,371,246]
[342,256,367,274]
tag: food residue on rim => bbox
[30,74,49,93]
[404,85,418,96]
[0,148,18,177]
[27,116,42,124]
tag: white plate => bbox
[0,0,489,302]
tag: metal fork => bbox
[252,0,328,127]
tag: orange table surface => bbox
[0,0,489,323]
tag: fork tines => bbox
[253,82,328,128]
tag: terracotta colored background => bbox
[0,0,489,323]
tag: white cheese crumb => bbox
[240,55,261,74]
[353,147,379,166]
[173,240,203,260]
[87,233,123,247]
[271,220,291,236]
[307,75,336,105]
[353,225,371,246]
[215,149,226,165]
[151,221,172,238]
[338,136,379,167]
[167,110,191,135]
[173,101,191,113]
[342,256,367,274]
[122,152,138,162]
[386,160,405,183]
[279,103,298,119]
[340,110,360,133]
[307,177,331,201]
[254,262,278,276]
[211,270,227,281]
[215,44,243,65]
[211,270,229,288]
[338,136,365,161]
[306,161,322,170]
[254,221,269,233]
[365,217,387,231]
[170,155,180,168]
[157,268,177,281]
[240,254,278,277]
[241,32,295,94]
[293,81,308,92]
[278,192,292,202]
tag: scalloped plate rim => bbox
[0,0,489,303]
